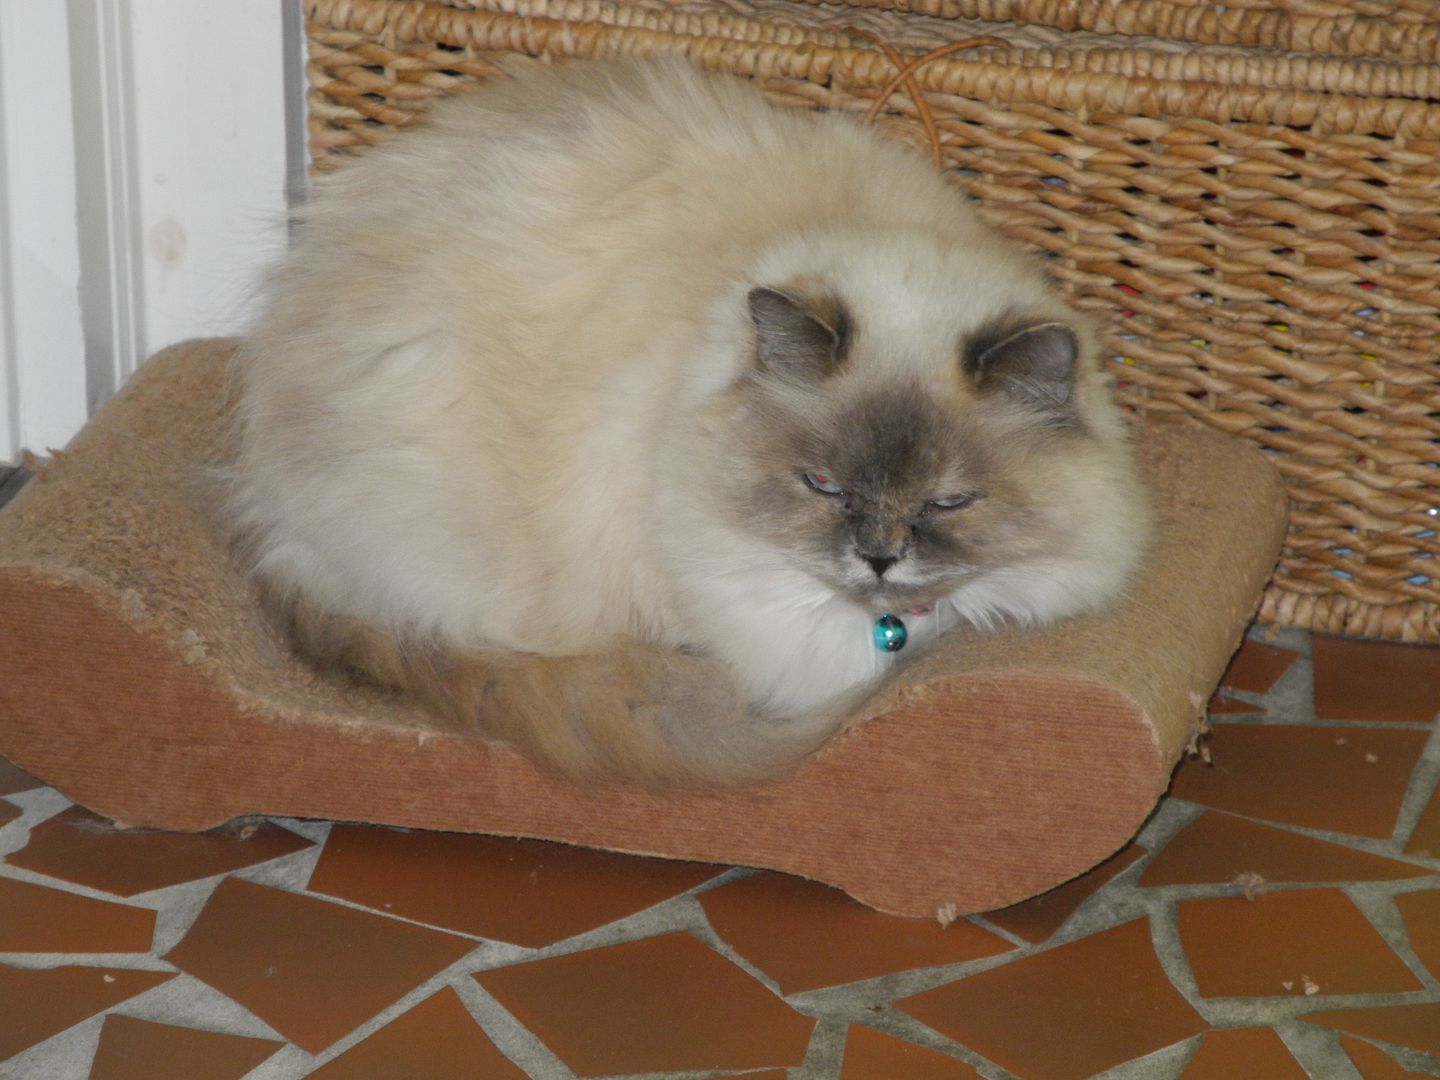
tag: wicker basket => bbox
[303,0,1440,642]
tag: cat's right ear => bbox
[747,286,850,378]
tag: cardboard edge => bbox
[0,566,1166,915]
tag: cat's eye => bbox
[804,471,845,495]
[929,493,979,511]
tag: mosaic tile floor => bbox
[2,628,1439,1079]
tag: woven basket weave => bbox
[303,0,1440,642]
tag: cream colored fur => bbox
[226,59,1151,785]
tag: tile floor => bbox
[2,624,1440,1077]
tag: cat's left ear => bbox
[965,321,1079,414]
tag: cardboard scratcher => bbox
[0,340,1286,917]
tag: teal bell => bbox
[874,613,907,652]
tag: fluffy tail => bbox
[275,593,845,788]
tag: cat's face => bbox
[710,285,1088,613]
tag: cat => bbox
[225,58,1153,787]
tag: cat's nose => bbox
[863,554,897,579]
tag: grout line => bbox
[687,905,786,999]
[1351,1039,1440,1077]
[107,971,289,1047]
[1135,797,1208,853]
[230,1044,312,1080]
[1146,900,1214,1024]
[1204,715,1436,731]
[1161,798,1440,869]
[0,953,176,973]
[1275,1020,1365,1080]
[476,893,717,970]
[962,913,1031,949]
[1089,1038,1196,1080]
[284,954,500,1076]
[452,976,579,1080]
[1196,988,1440,1030]
[852,1008,1022,1080]
[0,1011,107,1080]
[1343,885,1440,998]
[793,1013,845,1080]
[1393,723,1440,850]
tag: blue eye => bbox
[804,471,845,495]
[929,493,978,511]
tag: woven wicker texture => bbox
[786,0,1440,62]
[391,0,1440,60]
[303,0,1440,642]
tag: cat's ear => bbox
[965,320,1079,413]
[747,286,850,377]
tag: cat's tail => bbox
[278,596,847,788]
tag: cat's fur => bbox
[226,59,1152,786]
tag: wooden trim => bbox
[0,0,297,461]
[0,3,89,459]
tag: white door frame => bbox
[0,1,88,459]
[0,0,304,461]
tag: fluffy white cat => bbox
[226,59,1152,785]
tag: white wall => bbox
[0,0,304,461]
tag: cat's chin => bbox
[836,579,956,615]
[821,560,969,614]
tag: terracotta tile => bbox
[1207,693,1263,716]
[1139,812,1432,888]
[1394,889,1440,981]
[6,806,312,897]
[699,871,1013,994]
[307,987,527,1080]
[1176,1028,1307,1079]
[1312,635,1440,723]
[1339,1034,1436,1080]
[1168,725,1428,839]
[475,931,814,1075]
[0,876,154,952]
[984,844,1148,944]
[89,1014,283,1080]
[165,877,476,1053]
[896,918,1207,1080]
[1177,888,1423,999]
[1304,1003,1440,1058]
[0,800,18,826]
[0,966,173,1061]
[840,1025,983,1078]
[1220,639,1299,694]
[0,756,43,796]
[1404,781,1440,857]
[308,824,720,948]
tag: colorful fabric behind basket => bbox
[303,0,1440,642]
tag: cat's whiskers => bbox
[662,550,793,578]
